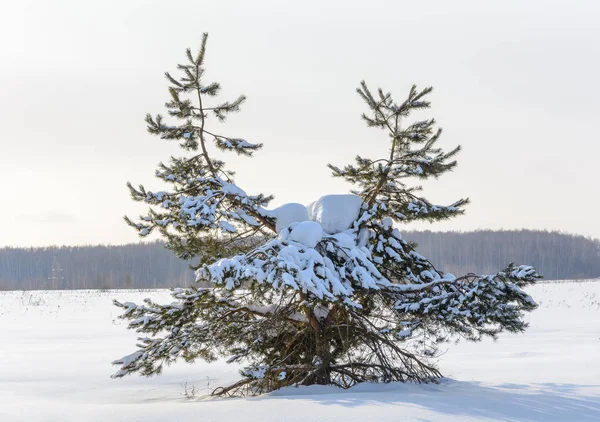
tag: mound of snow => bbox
[271,203,310,233]
[307,194,363,234]
[329,231,356,249]
[288,221,323,248]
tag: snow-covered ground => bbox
[1,280,599,421]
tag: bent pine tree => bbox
[112,35,540,396]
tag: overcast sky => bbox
[3,0,599,247]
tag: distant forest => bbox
[0,230,598,291]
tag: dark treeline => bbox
[0,241,195,291]
[404,229,600,280]
[0,230,598,291]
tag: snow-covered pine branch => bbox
[329,82,469,219]
[124,33,276,263]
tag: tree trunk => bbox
[309,314,331,385]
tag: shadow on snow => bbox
[251,379,600,422]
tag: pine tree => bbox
[113,36,540,396]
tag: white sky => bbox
[2,0,599,247]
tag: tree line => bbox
[0,241,194,291]
[0,230,598,291]
[404,229,600,280]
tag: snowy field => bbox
[1,280,599,422]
